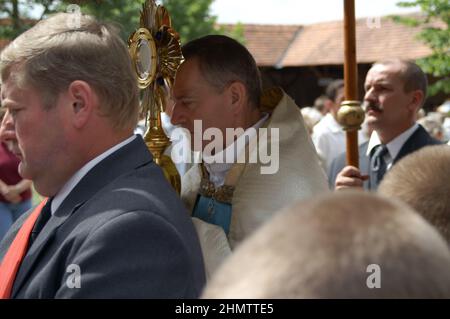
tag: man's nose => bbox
[0,110,17,143]
[364,88,376,103]
[170,103,184,127]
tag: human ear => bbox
[227,81,247,115]
[67,80,95,129]
[408,90,424,113]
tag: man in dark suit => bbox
[0,13,205,298]
[328,59,441,190]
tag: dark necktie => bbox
[29,197,53,246]
[370,144,389,189]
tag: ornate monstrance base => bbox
[144,123,181,194]
[158,155,181,194]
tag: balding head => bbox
[203,191,450,298]
[379,145,450,244]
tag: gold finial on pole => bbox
[337,0,365,168]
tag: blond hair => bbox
[203,191,450,298]
[0,13,139,130]
[379,145,450,244]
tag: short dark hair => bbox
[325,79,344,102]
[182,35,262,108]
[314,95,328,112]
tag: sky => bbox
[25,1,419,25]
[210,0,419,25]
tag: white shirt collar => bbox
[203,113,269,187]
[51,135,136,215]
[366,123,419,161]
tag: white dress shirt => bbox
[203,113,270,188]
[312,113,367,171]
[366,123,419,170]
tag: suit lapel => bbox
[366,125,438,191]
[393,125,435,164]
[11,136,153,297]
[11,204,82,297]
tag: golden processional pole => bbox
[337,0,365,167]
[128,0,183,193]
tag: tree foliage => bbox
[392,0,450,96]
[161,0,244,44]
[0,0,244,46]
[64,0,143,40]
[0,0,60,38]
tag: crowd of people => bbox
[0,12,449,299]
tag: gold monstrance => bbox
[128,0,183,193]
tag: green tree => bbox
[75,0,244,44]
[162,0,217,44]
[161,0,244,44]
[0,0,244,45]
[392,0,450,96]
[0,0,60,39]
[62,0,143,40]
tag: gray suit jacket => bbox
[328,125,442,190]
[0,135,206,298]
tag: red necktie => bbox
[0,199,48,299]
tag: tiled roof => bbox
[237,24,301,66]
[229,14,436,67]
[275,15,432,67]
[0,18,35,26]
[0,15,436,68]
